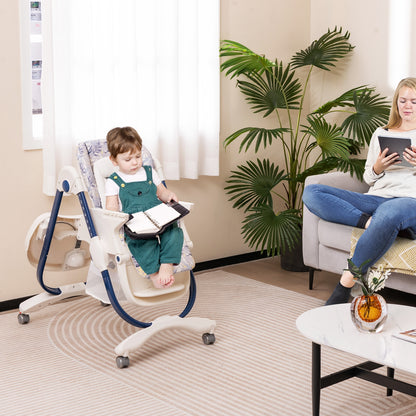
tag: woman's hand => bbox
[373,147,400,174]
[403,145,416,166]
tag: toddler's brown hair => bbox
[107,126,142,159]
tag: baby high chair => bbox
[20,140,216,368]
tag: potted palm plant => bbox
[220,27,390,269]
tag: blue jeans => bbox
[302,184,416,273]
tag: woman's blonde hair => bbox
[386,77,416,129]
[106,126,142,159]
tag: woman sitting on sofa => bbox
[303,77,416,305]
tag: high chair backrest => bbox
[77,139,155,208]
[93,157,116,209]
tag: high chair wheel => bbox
[202,333,215,345]
[18,313,30,325]
[116,356,130,369]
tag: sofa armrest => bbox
[304,171,369,193]
[302,172,369,269]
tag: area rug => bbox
[1,270,416,415]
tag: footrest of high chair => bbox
[133,283,185,298]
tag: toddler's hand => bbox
[166,190,178,203]
[157,183,179,203]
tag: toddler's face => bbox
[112,149,143,175]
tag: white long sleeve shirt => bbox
[363,127,416,198]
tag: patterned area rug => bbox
[2,270,416,415]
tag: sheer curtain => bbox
[41,0,219,195]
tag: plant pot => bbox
[350,293,388,333]
[280,236,309,272]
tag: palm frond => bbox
[223,127,290,153]
[341,90,390,146]
[313,85,370,114]
[241,206,302,256]
[225,159,287,212]
[295,157,339,183]
[297,155,365,183]
[291,27,354,70]
[219,40,275,78]
[335,157,366,180]
[235,62,302,116]
[302,115,351,158]
[346,138,362,155]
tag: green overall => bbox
[109,166,183,275]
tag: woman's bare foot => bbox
[150,263,175,288]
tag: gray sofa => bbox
[302,171,416,296]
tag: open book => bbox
[392,328,416,344]
[124,201,190,239]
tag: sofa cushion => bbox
[318,245,349,275]
[318,219,352,252]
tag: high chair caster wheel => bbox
[18,313,30,325]
[116,356,130,368]
[202,333,215,345]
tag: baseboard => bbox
[0,296,32,313]
[193,250,268,272]
[1,251,269,313]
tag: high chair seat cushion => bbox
[93,157,116,209]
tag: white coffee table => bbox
[297,303,416,416]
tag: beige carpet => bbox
[2,270,416,416]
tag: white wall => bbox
[310,0,416,103]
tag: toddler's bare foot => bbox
[150,264,175,288]
[151,274,174,288]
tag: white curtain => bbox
[41,0,220,195]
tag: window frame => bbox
[19,0,42,150]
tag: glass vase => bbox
[350,293,388,333]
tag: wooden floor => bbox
[201,256,416,306]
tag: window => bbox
[20,0,43,149]
[20,0,220,192]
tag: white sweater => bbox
[363,127,416,198]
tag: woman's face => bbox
[397,86,416,124]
